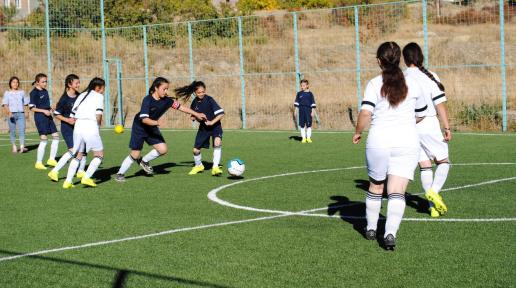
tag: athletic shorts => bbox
[417,116,449,162]
[72,120,103,153]
[61,122,74,149]
[34,113,58,135]
[129,125,165,150]
[194,125,223,149]
[366,147,419,182]
[298,107,312,128]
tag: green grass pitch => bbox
[0,130,515,287]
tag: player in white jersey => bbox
[62,77,105,189]
[403,42,451,217]
[352,42,428,250]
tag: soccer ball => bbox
[114,124,124,134]
[227,158,245,177]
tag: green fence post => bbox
[354,6,361,110]
[44,0,52,103]
[422,0,429,68]
[188,22,195,81]
[499,0,507,132]
[238,17,247,129]
[293,12,301,91]
[143,25,149,94]
[100,0,110,127]
[117,59,124,126]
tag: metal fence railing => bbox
[0,0,514,132]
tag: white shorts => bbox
[366,147,419,181]
[72,120,103,153]
[417,117,449,162]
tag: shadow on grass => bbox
[0,249,232,288]
[406,193,430,215]
[288,136,302,142]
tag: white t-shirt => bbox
[404,67,446,117]
[361,74,427,149]
[71,90,104,122]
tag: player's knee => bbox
[193,148,201,155]
[40,135,48,141]
[435,159,450,165]
[52,135,60,141]
[158,147,168,155]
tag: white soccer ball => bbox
[227,158,245,177]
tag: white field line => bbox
[207,164,516,221]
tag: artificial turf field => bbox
[0,130,514,288]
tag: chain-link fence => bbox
[1,0,514,132]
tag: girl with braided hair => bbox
[353,41,428,250]
[403,42,451,218]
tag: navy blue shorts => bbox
[34,113,58,135]
[194,125,223,149]
[298,107,312,128]
[129,124,165,151]
[61,122,74,149]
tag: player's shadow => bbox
[327,195,386,246]
[288,136,303,142]
[94,166,122,184]
[24,144,39,152]
[405,193,430,215]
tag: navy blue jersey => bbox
[190,95,224,129]
[29,88,51,111]
[54,94,78,118]
[294,91,316,109]
[134,95,180,124]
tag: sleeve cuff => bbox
[214,109,224,116]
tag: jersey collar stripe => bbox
[432,93,446,101]
[415,105,428,112]
[361,101,376,108]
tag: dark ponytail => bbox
[62,74,80,98]
[402,42,445,92]
[377,41,407,107]
[82,77,105,97]
[174,80,206,101]
[148,77,170,97]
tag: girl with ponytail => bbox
[403,42,451,218]
[352,41,429,250]
[48,74,89,182]
[177,81,225,176]
[114,77,206,182]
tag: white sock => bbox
[65,158,80,183]
[85,156,102,179]
[78,153,87,172]
[365,191,382,231]
[420,167,433,192]
[36,141,47,163]
[307,127,312,138]
[213,147,222,168]
[431,163,450,193]
[118,155,135,175]
[49,138,59,160]
[142,149,160,163]
[384,193,406,238]
[52,151,73,173]
[194,154,202,166]
[300,127,306,139]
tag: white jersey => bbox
[361,74,427,149]
[71,90,104,123]
[404,67,446,117]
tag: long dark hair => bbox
[174,80,206,101]
[62,74,80,97]
[32,73,47,86]
[8,76,20,89]
[82,77,105,96]
[402,42,445,92]
[377,41,407,107]
[148,77,169,97]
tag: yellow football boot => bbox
[76,170,86,179]
[48,170,59,182]
[425,188,447,214]
[35,162,47,170]
[46,159,58,167]
[62,181,75,189]
[211,166,223,176]
[81,177,97,187]
[188,165,205,175]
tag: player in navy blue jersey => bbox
[294,79,316,143]
[47,74,88,182]
[175,81,225,176]
[114,77,206,182]
[29,73,60,170]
